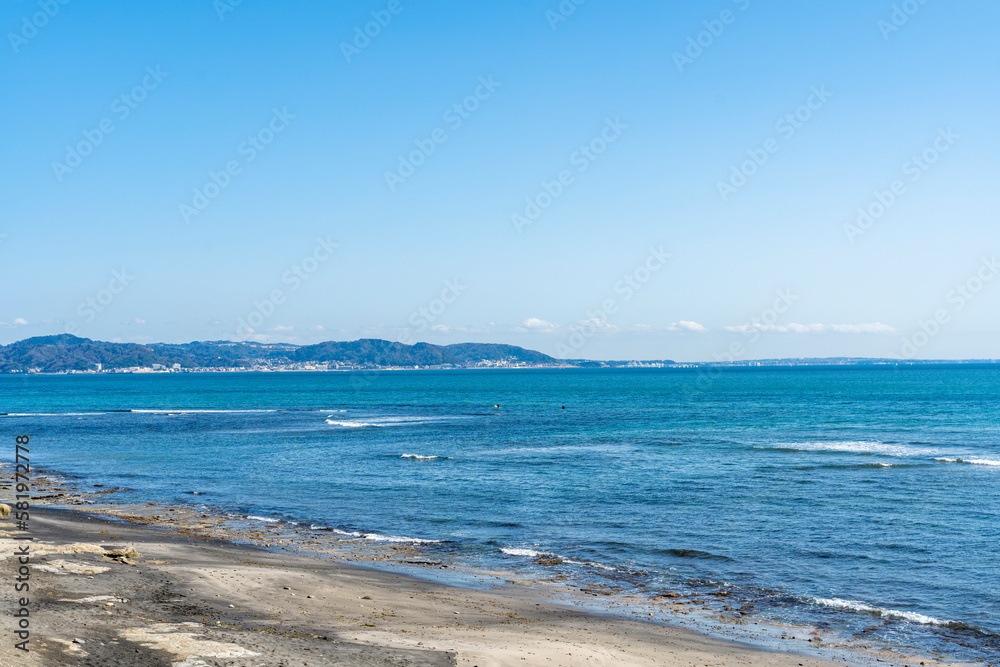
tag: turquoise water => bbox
[2,367,998,663]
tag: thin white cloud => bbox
[521,317,557,330]
[724,322,896,335]
[583,317,615,329]
[513,318,560,333]
[13,318,27,326]
[827,323,896,334]
[311,324,326,331]
[668,320,707,333]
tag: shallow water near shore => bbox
[2,366,999,664]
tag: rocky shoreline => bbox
[0,468,955,666]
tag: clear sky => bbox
[2,0,998,361]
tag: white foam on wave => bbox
[760,441,939,457]
[327,528,439,544]
[325,415,465,428]
[965,458,1000,467]
[362,533,441,544]
[812,597,953,626]
[501,547,546,557]
[499,547,620,572]
[246,515,280,523]
[401,454,441,460]
[132,409,278,414]
[2,412,106,417]
[934,457,1000,467]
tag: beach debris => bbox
[72,638,86,644]
[34,542,106,557]
[58,595,129,604]
[0,503,11,517]
[49,637,88,656]
[119,622,259,662]
[35,559,110,575]
[104,545,141,564]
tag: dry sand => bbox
[0,507,877,667]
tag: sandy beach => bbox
[0,505,873,667]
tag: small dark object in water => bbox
[535,557,562,566]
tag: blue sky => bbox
[2,0,998,361]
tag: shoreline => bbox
[1,505,884,667]
[0,460,965,667]
[0,466,976,667]
[3,359,999,378]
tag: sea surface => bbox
[2,366,998,664]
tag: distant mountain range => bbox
[0,335,572,373]
[0,335,992,374]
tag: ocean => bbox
[2,366,998,664]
